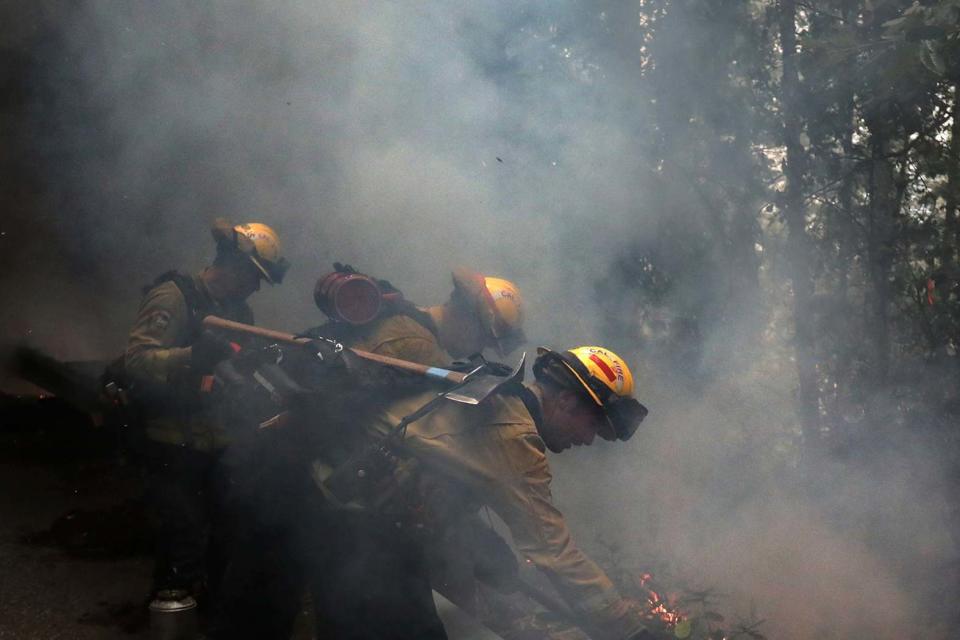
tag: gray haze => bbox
[2,2,955,638]
[6,1,645,352]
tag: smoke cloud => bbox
[2,1,956,638]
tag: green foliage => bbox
[588,0,960,634]
[883,0,960,78]
[598,0,960,448]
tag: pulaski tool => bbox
[201,315,525,405]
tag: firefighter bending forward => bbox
[298,267,525,635]
[124,219,288,628]
[307,265,526,365]
[206,264,527,639]
[305,345,652,640]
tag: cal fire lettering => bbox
[587,348,625,391]
[589,354,617,382]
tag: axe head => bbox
[443,352,526,405]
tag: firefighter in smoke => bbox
[309,265,529,620]
[309,264,526,365]
[425,266,527,359]
[123,219,288,626]
[301,344,652,640]
[204,264,525,639]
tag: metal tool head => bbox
[443,352,526,405]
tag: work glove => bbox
[191,330,235,370]
[308,336,343,364]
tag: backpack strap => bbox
[500,381,544,431]
[143,271,211,339]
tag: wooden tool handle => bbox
[204,315,309,346]
[202,315,465,383]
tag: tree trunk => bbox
[943,83,960,271]
[778,0,821,458]
[864,120,897,386]
[827,9,860,447]
[860,1,905,391]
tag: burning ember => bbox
[638,573,687,630]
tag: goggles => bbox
[248,252,290,285]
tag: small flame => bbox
[638,572,685,626]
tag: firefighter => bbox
[303,345,652,640]
[209,265,528,639]
[124,218,288,630]
[276,266,527,637]
[310,265,525,365]
[419,266,526,359]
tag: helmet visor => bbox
[603,396,648,441]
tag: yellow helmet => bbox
[533,345,647,441]
[212,219,290,284]
[451,268,526,354]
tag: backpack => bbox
[309,263,437,343]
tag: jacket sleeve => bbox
[485,430,649,640]
[124,283,193,385]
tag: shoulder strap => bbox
[499,382,543,430]
[143,271,210,337]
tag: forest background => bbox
[1,1,959,639]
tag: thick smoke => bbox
[3,2,956,638]
[5,1,649,349]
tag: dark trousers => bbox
[190,416,449,640]
[302,507,448,640]
[205,429,310,640]
[205,525,304,640]
[141,442,228,596]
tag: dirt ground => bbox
[0,396,151,640]
[0,395,496,640]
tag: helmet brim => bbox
[534,346,604,407]
[451,267,486,300]
[249,255,275,285]
[452,267,522,349]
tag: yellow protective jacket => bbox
[317,306,645,636]
[125,272,253,451]
[345,312,448,367]
[368,388,648,640]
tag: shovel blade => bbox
[444,353,526,405]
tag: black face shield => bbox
[533,348,649,441]
[602,393,649,441]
